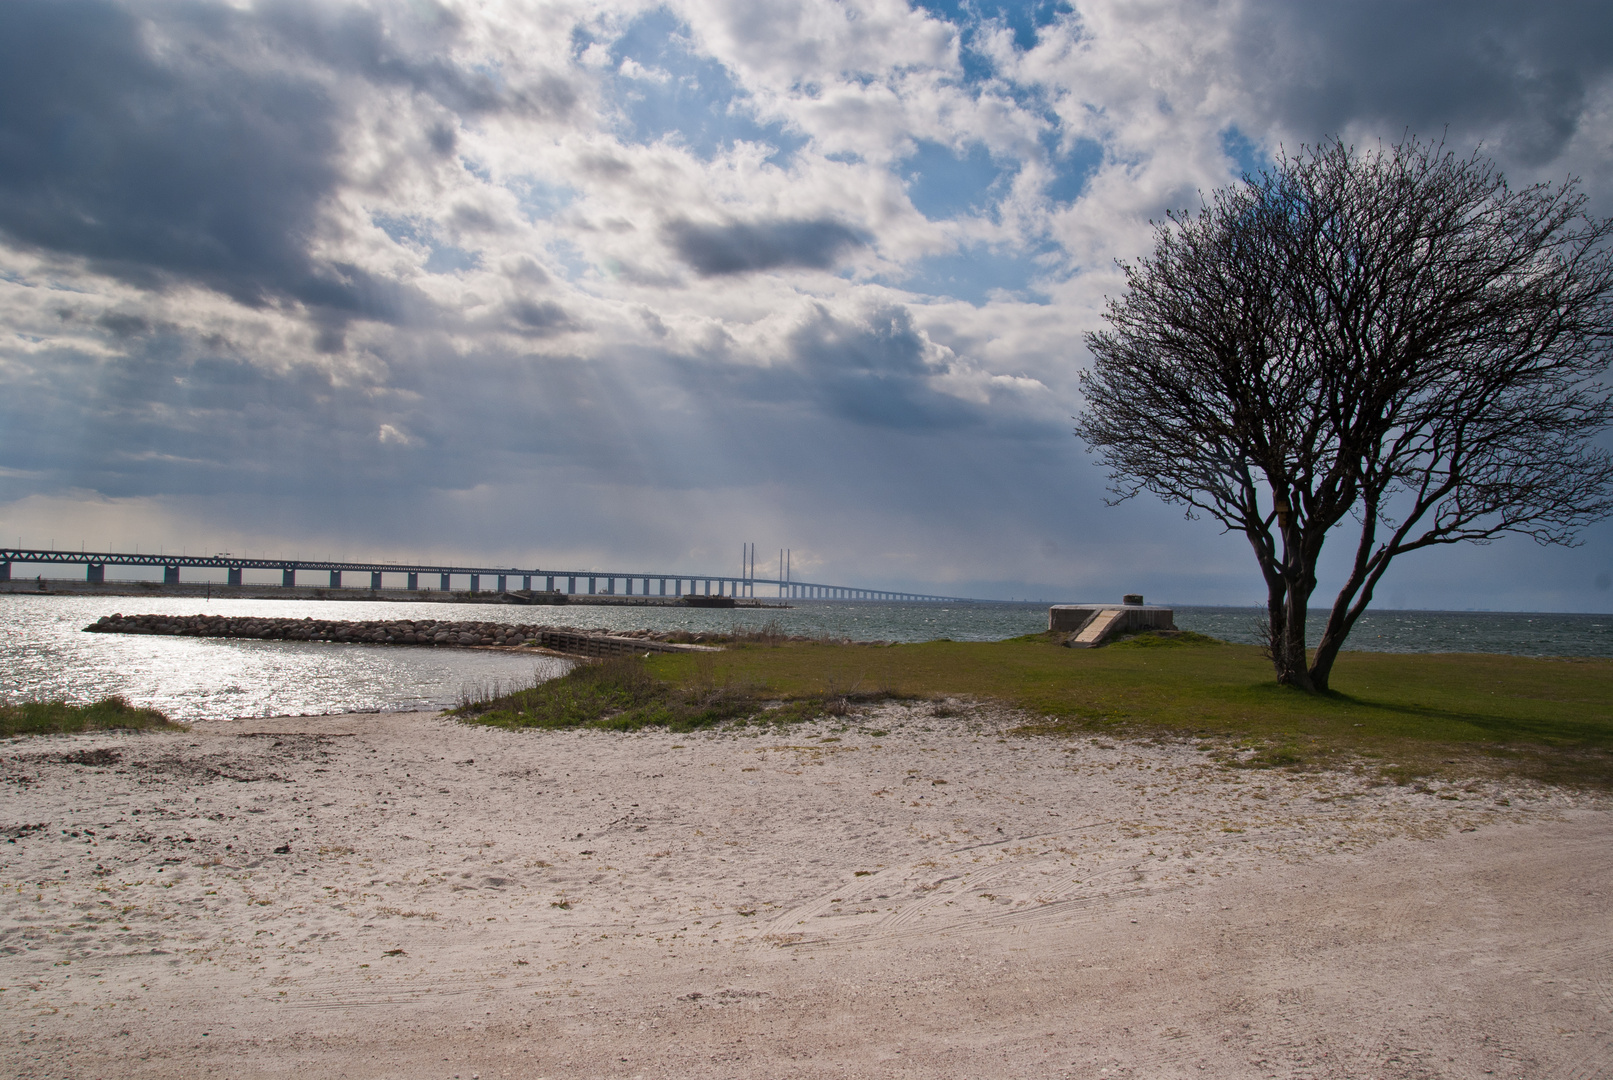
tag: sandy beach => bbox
[2,704,1608,1079]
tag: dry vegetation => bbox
[0,695,182,738]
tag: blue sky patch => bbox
[901,140,1013,220]
[1221,126,1267,180]
[912,0,1074,54]
[897,244,1049,305]
[373,215,480,275]
[601,8,806,165]
[1044,136,1103,204]
[513,178,578,223]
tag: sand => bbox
[1,703,1608,1079]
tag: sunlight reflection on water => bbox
[1,596,574,720]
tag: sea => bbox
[1,593,1608,722]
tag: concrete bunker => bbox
[1049,595,1175,648]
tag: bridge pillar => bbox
[330,570,342,588]
[0,562,8,582]
[166,565,181,585]
[228,567,242,586]
[407,572,418,590]
[624,577,632,595]
[371,571,383,590]
[281,567,295,587]
[470,574,479,593]
[659,578,666,596]
[546,575,555,591]
[440,573,451,591]
[588,577,596,595]
[566,576,575,594]
[86,563,104,584]
[497,574,507,593]
[523,575,531,591]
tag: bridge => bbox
[0,548,977,603]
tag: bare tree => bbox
[1076,137,1613,691]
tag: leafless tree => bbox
[1076,137,1613,691]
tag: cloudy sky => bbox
[2,0,1611,607]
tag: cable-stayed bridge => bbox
[0,548,978,603]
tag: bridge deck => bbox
[0,548,982,603]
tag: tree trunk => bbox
[1248,526,1306,687]
[1274,583,1315,691]
[1306,508,1389,693]
[1267,515,1320,691]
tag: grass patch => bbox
[631,636,1613,789]
[452,656,904,732]
[447,634,1613,790]
[0,696,182,738]
[1106,630,1224,649]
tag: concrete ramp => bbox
[1067,608,1126,648]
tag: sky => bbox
[2,0,1612,609]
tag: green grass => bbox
[451,656,895,732]
[0,696,183,738]
[451,631,1613,789]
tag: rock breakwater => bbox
[84,614,702,657]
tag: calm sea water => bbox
[1,594,1607,721]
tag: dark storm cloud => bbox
[0,327,628,501]
[782,304,977,430]
[1236,0,1613,164]
[0,0,337,305]
[501,298,577,337]
[0,0,566,324]
[255,0,578,120]
[664,217,868,276]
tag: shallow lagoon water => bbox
[1,593,1607,721]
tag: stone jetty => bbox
[84,614,706,657]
